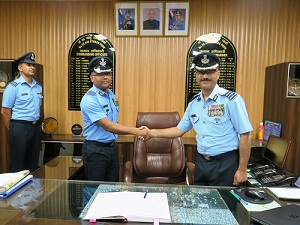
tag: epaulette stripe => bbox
[189,94,200,102]
[87,91,96,96]
[225,91,237,100]
[10,81,18,87]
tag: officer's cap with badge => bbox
[191,52,220,71]
[125,10,131,16]
[14,52,36,65]
[88,56,112,75]
[175,11,182,16]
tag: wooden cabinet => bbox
[263,62,300,176]
[0,61,43,173]
[0,93,9,173]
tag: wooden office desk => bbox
[0,178,276,225]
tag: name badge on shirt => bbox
[21,93,28,96]
[208,104,224,117]
[113,97,119,106]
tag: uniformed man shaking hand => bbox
[140,52,253,187]
[80,56,148,182]
[1,52,43,172]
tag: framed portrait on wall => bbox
[165,2,189,36]
[115,3,138,36]
[140,2,163,36]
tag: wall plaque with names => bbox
[185,33,237,108]
[68,33,116,110]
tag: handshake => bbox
[137,126,152,141]
[133,125,181,141]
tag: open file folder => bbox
[83,191,171,223]
[0,175,33,198]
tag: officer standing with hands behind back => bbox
[1,52,43,172]
[80,56,148,182]
[140,52,253,186]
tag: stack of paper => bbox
[0,170,33,198]
[83,191,171,223]
[267,187,300,201]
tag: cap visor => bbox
[93,67,111,73]
[194,64,219,71]
[22,59,36,64]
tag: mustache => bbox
[200,78,211,82]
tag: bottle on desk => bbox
[258,122,264,141]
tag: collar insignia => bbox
[213,94,218,101]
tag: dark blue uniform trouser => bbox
[9,121,42,172]
[82,140,119,182]
[194,150,239,186]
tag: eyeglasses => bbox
[195,69,217,75]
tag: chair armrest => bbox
[123,161,133,183]
[186,162,195,185]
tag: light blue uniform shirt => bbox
[2,75,43,121]
[172,20,185,30]
[178,84,253,156]
[80,85,119,143]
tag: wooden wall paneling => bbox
[0,0,299,142]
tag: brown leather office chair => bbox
[123,112,194,185]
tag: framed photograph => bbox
[115,3,138,36]
[165,2,189,36]
[140,2,163,36]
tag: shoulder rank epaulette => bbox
[224,91,237,100]
[36,82,41,86]
[189,93,200,103]
[87,91,96,96]
[9,81,19,87]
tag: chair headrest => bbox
[136,112,180,129]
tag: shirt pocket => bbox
[37,93,43,106]
[208,116,228,125]
[19,94,31,102]
[190,114,199,124]
[208,116,228,135]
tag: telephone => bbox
[257,174,295,186]
[276,176,295,185]
[250,165,272,175]
[252,168,276,178]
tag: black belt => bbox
[199,150,238,161]
[86,140,116,147]
[11,119,39,125]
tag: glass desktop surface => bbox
[24,180,241,225]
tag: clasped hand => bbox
[138,126,152,141]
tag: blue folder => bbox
[0,175,33,198]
